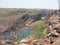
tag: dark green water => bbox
[0,29,32,41]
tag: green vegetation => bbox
[9,33,24,42]
[31,19,47,40]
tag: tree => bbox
[31,19,47,40]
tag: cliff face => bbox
[19,11,60,45]
[0,9,46,33]
[0,9,47,45]
[32,11,60,45]
[0,9,59,45]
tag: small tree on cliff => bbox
[31,19,47,40]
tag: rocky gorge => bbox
[19,10,60,45]
[0,9,60,45]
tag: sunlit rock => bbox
[20,38,33,45]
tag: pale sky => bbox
[0,0,59,9]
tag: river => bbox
[0,29,32,41]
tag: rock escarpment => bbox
[20,11,60,45]
[32,11,60,45]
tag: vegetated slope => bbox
[0,8,57,45]
[32,10,60,45]
[0,8,46,33]
[0,9,25,33]
[19,10,60,45]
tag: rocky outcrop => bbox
[19,38,33,45]
[0,11,46,34]
[19,11,60,45]
[34,11,60,45]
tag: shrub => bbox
[31,19,47,40]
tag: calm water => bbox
[0,29,32,41]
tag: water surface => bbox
[0,29,32,41]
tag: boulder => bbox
[46,30,59,37]
[54,23,60,29]
[33,39,39,45]
[20,38,33,45]
[51,30,59,37]
[54,23,60,33]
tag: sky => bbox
[0,0,59,9]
